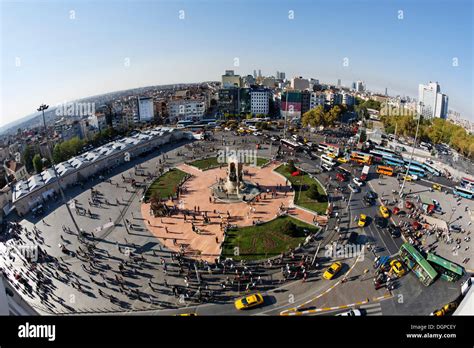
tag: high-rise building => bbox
[281,91,302,119]
[355,81,365,92]
[351,82,356,90]
[301,90,311,114]
[385,87,388,96]
[417,82,448,119]
[250,88,270,115]
[337,79,341,87]
[258,69,262,78]
[310,92,326,109]
[222,70,241,88]
[291,77,310,91]
[137,97,154,122]
[253,70,257,79]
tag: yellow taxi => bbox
[432,183,442,191]
[323,261,342,280]
[234,293,264,310]
[176,313,197,316]
[403,175,412,182]
[337,157,348,163]
[358,214,367,227]
[379,205,390,218]
[431,302,458,316]
[327,152,337,159]
[390,260,405,277]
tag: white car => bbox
[336,309,362,316]
[353,177,364,187]
[410,174,419,180]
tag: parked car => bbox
[353,177,364,186]
[450,224,462,232]
[390,260,406,277]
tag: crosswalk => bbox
[361,302,383,316]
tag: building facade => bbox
[418,82,448,119]
[250,88,270,115]
[137,97,154,122]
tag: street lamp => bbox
[38,103,82,236]
[399,102,423,198]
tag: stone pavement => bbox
[141,162,321,262]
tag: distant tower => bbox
[253,70,257,78]
[337,79,341,87]
[385,87,388,96]
[258,69,262,78]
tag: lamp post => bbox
[399,102,423,198]
[37,104,82,236]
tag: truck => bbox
[360,165,370,181]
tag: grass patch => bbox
[221,216,318,261]
[189,157,269,170]
[144,168,188,202]
[274,164,328,214]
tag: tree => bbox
[32,154,43,173]
[307,184,321,201]
[287,160,297,173]
[21,145,34,172]
[302,105,325,128]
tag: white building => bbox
[88,113,108,131]
[168,99,206,122]
[250,88,270,115]
[137,97,154,122]
[310,92,326,109]
[291,77,310,91]
[417,82,448,119]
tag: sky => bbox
[0,0,473,127]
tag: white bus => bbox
[281,139,301,151]
[320,154,336,167]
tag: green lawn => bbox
[221,216,319,261]
[189,157,269,170]
[274,164,328,214]
[144,168,188,202]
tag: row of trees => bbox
[381,115,474,158]
[301,105,344,128]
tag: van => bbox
[322,163,333,172]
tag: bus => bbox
[318,143,341,156]
[320,154,336,167]
[177,120,193,129]
[350,151,373,165]
[403,158,424,168]
[280,139,301,151]
[383,156,405,167]
[370,149,398,159]
[453,186,473,199]
[373,145,398,156]
[399,243,438,286]
[405,164,426,178]
[460,177,474,191]
[243,118,270,126]
[426,253,464,282]
[422,162,442,176]
[376,165,394,176]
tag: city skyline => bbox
[1,0,472,127]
